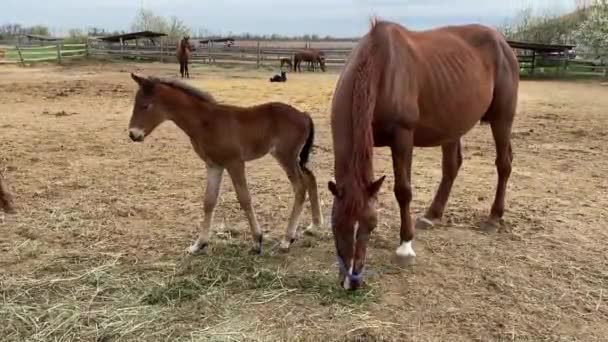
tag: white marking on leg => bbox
[396,241,416,258]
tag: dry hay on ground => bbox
[0,62,607,341]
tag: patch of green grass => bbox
[141,241,380,308]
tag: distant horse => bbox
[328,19,519,290]
[127,73,322,254]
[280,57,293,70]
[293,49,326,72]
[177,36,194,78]
[270,71,287,82]
[0,174,14,213]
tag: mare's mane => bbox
[150,77,217,104]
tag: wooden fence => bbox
[1,37,607,78]
[0,42,88,65]
[87,39,353,69]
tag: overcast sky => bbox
[2,0,577,37]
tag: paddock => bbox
[0,62,606,341]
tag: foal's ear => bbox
[328,181,343,198]
[367,175,386,197]
[131,73,154,92]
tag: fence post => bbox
[16,38,25,66]
[85,38,90,58]
[56,42,62,64]
[256,40,261,69]
[120,38,124,59]
[208,41,213,64]
[160,37,164,63]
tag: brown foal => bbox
[328,19,519,290]
[127,73,322,254]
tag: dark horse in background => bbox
[328,19,519,290]
[293,49,326,72]
[177,36,194,78]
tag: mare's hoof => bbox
[415,216,437,230]
[394,253,416,267]
[303,223,318,236]
[250,246,262,255]
[187,242,208,255]
[481,220,501,233]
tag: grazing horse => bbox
[127,73,323,254]
[293,49,326,72]
[328,19,519,290]
[0,174,14,213]
[177,36,194,78]
[270,71,287,82]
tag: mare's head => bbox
[128,73,167,142]
[328,175,386,290]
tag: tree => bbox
[130,8,191,41]
[573,0,608,56]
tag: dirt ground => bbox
[0,61,607,342]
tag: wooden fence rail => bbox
[0,42,88,65]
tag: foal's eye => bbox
[140,103,151,111]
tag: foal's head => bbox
[328,175,386,290]
[128,73,167,142]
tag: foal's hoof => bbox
[481,220,501,233]
[279,238,296,253]
[250,234,264,255]
[303,223,317,236]
[187,242,208,255]
[416,216,438,230]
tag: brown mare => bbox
[328,20,519,290]
[177,36,194,78]
[127,73,323,254]
[0,174,14,213]
[293,49,326,72]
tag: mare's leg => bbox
[188,165,224,254]
[226,162,264,253]
[483,119,514,232]
[185,62,190,78]
[417,140,463,229]
[0,175,14,213]
[302,168,323,232]
[391,129,416,265]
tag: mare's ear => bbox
[328,181,343,198]
[367,175,386,197]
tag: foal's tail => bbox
[299,114,315,172]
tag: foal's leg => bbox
[302,168,323,232]
[185,62,190,78]
[391,130,416,265]
[226,162,264,253]
[188,165,224,254]
[483,120,514,232]
[417,140,463,229]
[271,150,308,251]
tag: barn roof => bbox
[23,34,63,42]
[98,31,167,42]
[199,37,235,44]
[507,40,576,53]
